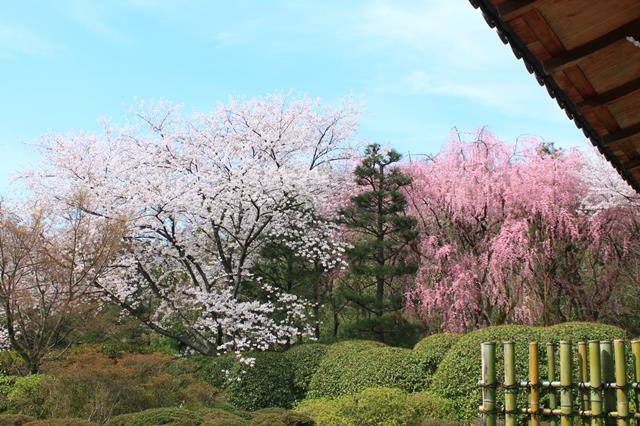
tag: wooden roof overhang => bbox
[470,0,640,192]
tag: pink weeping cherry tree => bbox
[24,94,360,356]
[404,130,640,332]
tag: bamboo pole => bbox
[549,342,559,426]
[590,340,604,426]
[560,341,574,426]
[602,341,616,426]
[504,341,517,426]
[482,342,497,426]
[530,341,540,426]
[614,340,629,426]
[631,340,640,426]
[579,342,590,426]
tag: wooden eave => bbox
[470,0,640,192]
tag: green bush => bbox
[430,322,626,423]
[180,354,238,389]
[307,341,428,399]
[23,420,97,426]
[0,414,35,426]
[0,352,26,376]
[537,322,625,345]
[249,408,314,426]
[285,344,329,399]
[413,333,463,375]
[105,408,202,426]
[200,408,247,426]
[296,387,457,426]
[409,391,456,423]
[7,375,47,418]
[226,351,296,411]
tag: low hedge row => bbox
[295,387,458,426]
[306,341,429,399]
[105,407,313,426]
[413,333,463,375]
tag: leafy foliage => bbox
[413,333,463,375]
[105,408,201,426]
[249,408,314,426]
[429,323,625,423]
[296,387,457,426]
[307,341,427,399]
[226,351,296,411]
[284,344,329,399]
[339,144,419,342]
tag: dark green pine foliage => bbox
[339,144,419,342]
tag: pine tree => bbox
[340,144,418,342]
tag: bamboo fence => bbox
[479,339,640,425]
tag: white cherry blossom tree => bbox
[26,94,360,355]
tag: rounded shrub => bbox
[430,325,540,423]
[200,408,247,426]
[284,344,328,399]
[430,322,626,423]
[413,333,463,375]
[409,391,456,422]
[180,354,239,389]
[537,322,625,344]
[23,420,97,426]
[296,387,457,426]
[248,408,314,426]
[307,341,428,399]
[226,351,296,411]
[0,414,36,426]
[105,408,201,426]
[293,398,347,426]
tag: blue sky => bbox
[1,0,588,194]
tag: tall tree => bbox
[0,198,121,372]
[339,144,418,342]
[27,94,360,356]
[405,131,640,332]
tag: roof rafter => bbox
[577,76,640,109]
[496,0,543,21]
[543,18,640,73]
[602,122,640,145]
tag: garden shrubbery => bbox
[306,341,428,399]
[295,387,457,426]
[413,333,463,375]
[226,351,297,411]
[284,344,328,400]
[430,322,626,423]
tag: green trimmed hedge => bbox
[249,408,314,426]
[284,344,328,400]
[429,322,626,423]
[105,408,201,426]
[227,352,297,411]
[306,341,428,399]
[296,387,457,426]
[413,333,463,375]
[23,420,96,426]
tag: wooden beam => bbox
[496,0,542,21]
[624,156,640,171]
[577,76,640,109]
[602,122,640,145]
[543,18,640,74]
